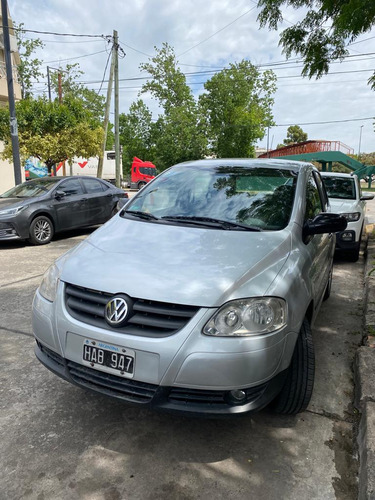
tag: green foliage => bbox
[119,100,156,174]
[15,23,44,98]
[138,43,208,170]
[257,0,375,89]
[283,125,308,145]
[199,60,276,157]
[0,97,103,171]
[350,152,375,165]
[140,43,195,113]
[50,63,106,122]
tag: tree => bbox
[50,63,106,121]
[283,125,308,145]
[199,60,276,158]
[119,99,156,174]
[0,98,103,172]
[257,0,375,89]
[139,43,208,170]
[15,23,44,98]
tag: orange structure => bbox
[259,140,354,159]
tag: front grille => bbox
[67,360,158,402]
[65,283,200,337]
[168,383,268,407]
[36,340,65,367]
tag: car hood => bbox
[0,197,29,209]
[328,198,357,213]
[60,217,292,307]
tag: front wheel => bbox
[28,216,54,245]
[138,181,146,190]
[273,319,315,415]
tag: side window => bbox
[58,179,84,196]
[313,172,328,211]
[305,173,323,222]
[82,178,104,193]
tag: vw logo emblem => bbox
[105,297,129,327]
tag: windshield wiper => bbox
[124,210,159,220]
[161,215,262,231]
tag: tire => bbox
[323,264,333,301]
[138,181,146,190]
[347,227,363,263]
[347,244,360,262]
[28,216,54,245]
[273,319,315,415]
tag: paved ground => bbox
[1,201,374,500]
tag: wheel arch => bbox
[29,211,56,230]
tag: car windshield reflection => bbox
[125,165,298,231]
[0,179,56,198]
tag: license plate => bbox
[82,339,135,377]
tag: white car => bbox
[321,172,374,261]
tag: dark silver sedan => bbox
[0,176,128,245]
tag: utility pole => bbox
[97,35,115,179]
[114,30,121,188]
[1,0,21,185]
[266,126,270,158]
[58,72,62,104]
[358,125,364,160]
[47,66,52,101]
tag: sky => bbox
[10,0,375,154]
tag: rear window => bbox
[322,176,356,200]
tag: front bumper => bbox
[32,284,298,416]
[0,221,22,240]
[35,340,287,416]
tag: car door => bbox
[81,178,113,225]
[304,172,333,305]
[52,178,88,231]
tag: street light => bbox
[358,125,364,160]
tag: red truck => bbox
[130,157,157,189]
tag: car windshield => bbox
[124,165,298,230]
[322,176,356,200]
[0,179,56,198]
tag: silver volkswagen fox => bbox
[32,159,346,416]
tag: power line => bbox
[119,40,151,58]
[5,25,109,39]
[177,5,257,57]
[42,49,108,65]
[98,48,112,95]
[24,36,104,44]
[274,117,374,127]
[348,35,375,46]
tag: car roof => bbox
[26,176,110,183]
[173,158,315,171]
[320,172,356,179]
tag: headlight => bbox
[203,297,287,337]
[0,205,28,218]
[39,264,60,302]
[341,212,360,222]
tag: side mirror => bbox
[361,193,374,201]
[304,213,347,237]
[54,190,66,199]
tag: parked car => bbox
[0,176,127,245]
[321,172,374,261]
[33,159,346,416]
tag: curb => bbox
[355,236,375,499]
